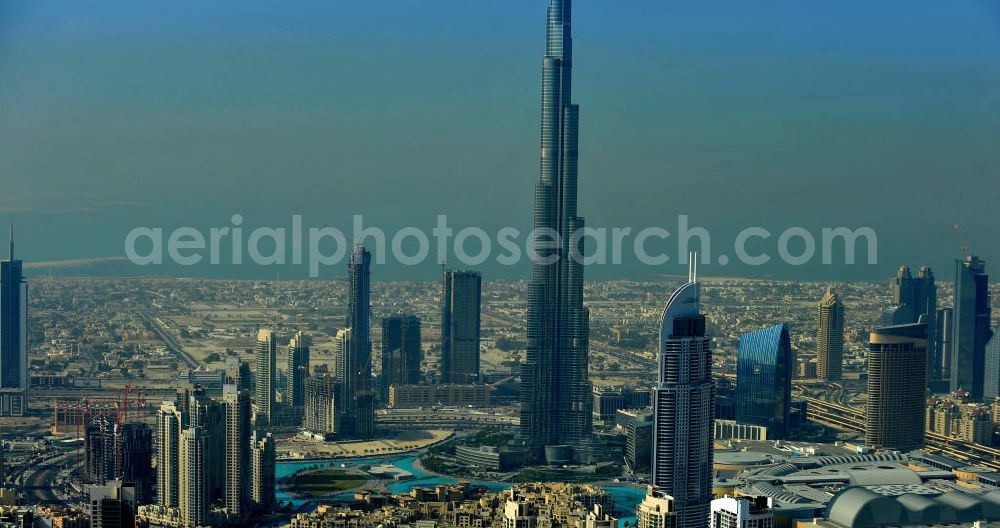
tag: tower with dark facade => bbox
[0,226,27,417]
[520,0,592,465]
[341,245,374,439]
[441,269,482,384]
[951,255,992,400]
[381,314,422,399]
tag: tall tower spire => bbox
[7,224,12,261]
[521,0,591,464]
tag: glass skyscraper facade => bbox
[380,314,422,399]
[950,255,992,400]
[521,0,593,464]
[341,245,374,439]
[441,269,482,384]
[0,227,27,416]
[736,323,793,439]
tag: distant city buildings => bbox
[885,265,940,386]
[649,262,713,528]
[380,314,422,400]
[816,287,845,381]
[736,323,793,438]
[520,0,593,465]
[951,255,993,400]
[0,226,27,417]
[592,386,651,424]
[387,383,490,409]
[865,322,928,452]
[254,328,277,426]
[441,269,482,384]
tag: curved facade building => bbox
[649,262,714,528]
[865,322,928,452]
[521,0,592,463]
[736,323,793,438]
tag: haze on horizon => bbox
[1,0,998,282]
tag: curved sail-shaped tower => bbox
[649,257,714,528]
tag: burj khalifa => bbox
[520,0,592,464]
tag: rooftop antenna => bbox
[7,224,13,261]
[953,224,968,259]
[693,251,698,283]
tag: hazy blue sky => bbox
[1,1,998,281]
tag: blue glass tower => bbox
[736,324,793,438]
[0,225,27,417]
[341,245,374,438]
[521,0,591,463]
[950,255,991,399]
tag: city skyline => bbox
[1,1,999,527]
[1,2,998,281]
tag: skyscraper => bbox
[341,245,374,439]
[520,0,592,465]
[736,323,793,438]
[0,226,27,417]
[984,330,1000,400]
[223,384,250,518]
[286,332,310,408]
[865,322,928,452]
[303,373,339,439]
[816,287,844,381]
[649,261,713,528]
[254,328,277,426]
[88,480,136,528]
[441,269,482,384]
[179,427,207,528]
[250,430,275,512]
[116,423,154,505]
[156,402,183,508]
[951,255,992,399]
[380,314,422,399]
[884,266,939,383]
[936,307,953,386]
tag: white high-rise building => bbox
[179,427,207,528]
[156,402,183,508]
[255,329,277,426]
[649,257,714,528]
[710,496,774,528]
[223,384,249,518]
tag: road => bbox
[22,453,72,507]
[140,311,199,369]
